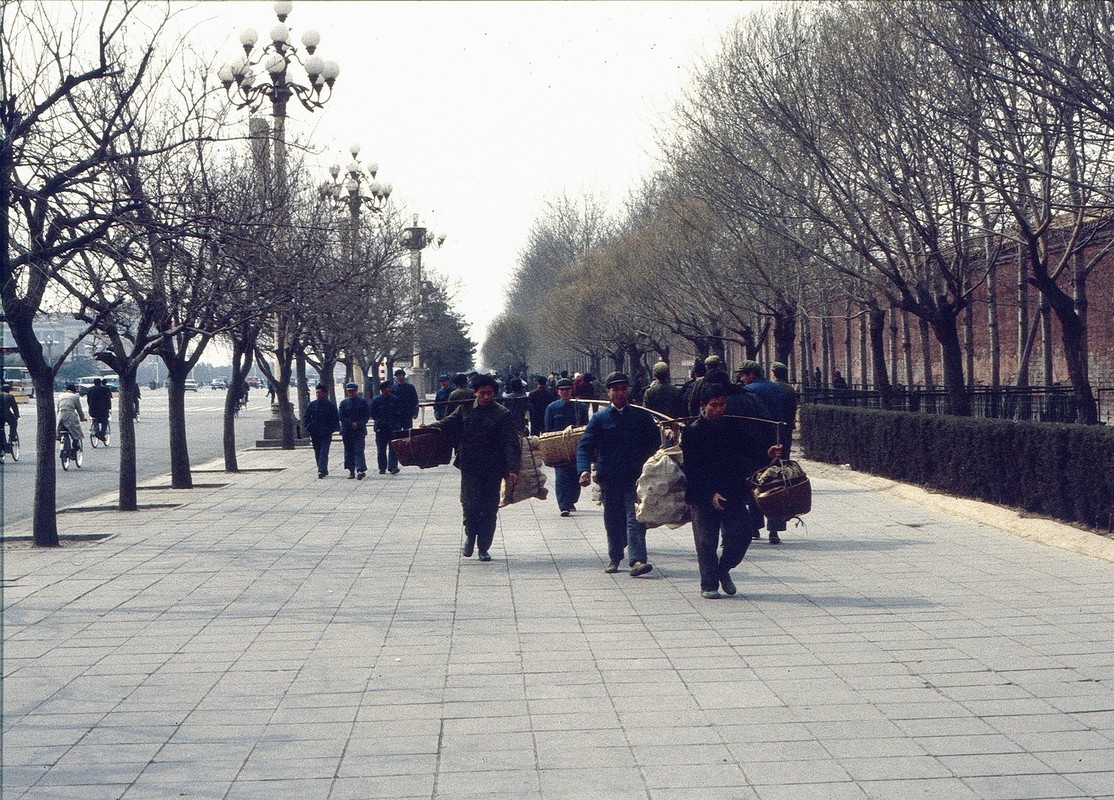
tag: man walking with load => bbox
[426,374,520,562]
[576,372,661,577]
[544,377,588,517]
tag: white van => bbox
[184,379,199,392]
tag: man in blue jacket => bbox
[576,372,661,576]
[338,381,371,480]
[739,360,790,544]
[545,377,589,517]
[369,380,407,474]
[302,384,339,478]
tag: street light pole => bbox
[399,217,446,398]
[322,143,393,392]
[217,0,339,447]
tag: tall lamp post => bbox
[217,0,339,446]
[399,217,446,397]
[321,143,392,391]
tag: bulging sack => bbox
[501,435,549,506]
[749,458,811,522]
[635,446,689,528]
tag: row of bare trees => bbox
[486,1,1112,425]
[2,2,469,546]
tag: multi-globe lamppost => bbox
[216,0,339,444]
[321,143,392,390]
[399,218,446,397]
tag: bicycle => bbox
[58,429,83,470]
[1,429,18,462]
[90,417,111,447]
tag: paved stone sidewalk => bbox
[2,447,1113,799]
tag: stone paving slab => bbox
[2,447,1114,799]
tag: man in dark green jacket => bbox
[427,374,520,562]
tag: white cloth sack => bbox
[635,446,689,528]
[501,435,549,506]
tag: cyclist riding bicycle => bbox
[1,382,19,453]
[85,377,113,442]
[57,383,86,452]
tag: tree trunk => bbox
[164,368,193,489]
[902,310,914,389]
[1016,248,1030,387]
[919,316,934,387]
[772,308,796,365]
[869,304,892,409]
[858,312,868,389]
[987,245,1000,388]
[1031,276,1098,424]
[1040,298,1053,385]
[116,374,139,511]
[7,316,60,546]
[929,312,969,416]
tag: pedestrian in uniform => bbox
[338,381,371,479]
[641,361,683,419]
[576,372,661,577]
[433,374,453,421]
[426,374,520,562]
[544,377,588,516]
[369,380,407,474]
[303,384,339,478]
[739,360,790,544]
[392,369,420,430]
[527,375,555,436]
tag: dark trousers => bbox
[310,433,332,474]
[375,429,399,472]
[554,464,581,512]
[342,431,367,473]
[461,471,502,554]
[599,479,647,566]
[689,500,755,592]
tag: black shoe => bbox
[348,470,355,479]
[478,551,492,562]
[604,561,619,574]
[752,531,761,540]
[389,468,400,474]
[318,472,325,479]
[379,470,386,475]
[462,536,475,558]
[720,572,737,596]
[701,590,722,599]
[560,509,571,517]
[769,533,781,545]
[357,471,366,480]
[630,561,653,577]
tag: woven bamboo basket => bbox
[749,459,811,522]
[537,425,586,468]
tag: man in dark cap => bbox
[426,374,520,562]
[686,354,729,417]
[576,372,662,576]
[338,381,371,479]
[544,377,589,516]
[447,373,474,416]
[302,383,339,478]
[370,380,408,474]
[392,368,419,430]
[433,374,453,421]
[527,375,555,436]
[641,361,683,418]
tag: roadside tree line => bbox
[2,2,473,546]
[484,0,1113,425]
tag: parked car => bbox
[245,376,262,389]
[210,378,228,391]
[184,379,199,392]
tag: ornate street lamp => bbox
[217,1,339,446]
[321,143,394,389]
[399,217,446,396]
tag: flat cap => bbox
[556,378,574,389]
[704,355,723,367]
[604,371,630,388]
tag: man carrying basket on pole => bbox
[543,377,589,517]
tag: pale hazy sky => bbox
[181,1,756,359]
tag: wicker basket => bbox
[537,425,586,468]
[391,428,453,469]
[749,459,812,522]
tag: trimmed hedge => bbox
[800,405,1114,530]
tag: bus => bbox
[2,367,34,401]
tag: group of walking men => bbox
[302,368,419,480]
[299,357,797,600]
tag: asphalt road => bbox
[1,387,272,529]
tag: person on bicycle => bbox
[0,382,19,452]
[85,378,112,441]
[57,383,86,451]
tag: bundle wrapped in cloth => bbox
[635,445,689,528]
[500,435,549,506]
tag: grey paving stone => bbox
[4,451,1114,798]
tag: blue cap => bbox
[345,382,358,390]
